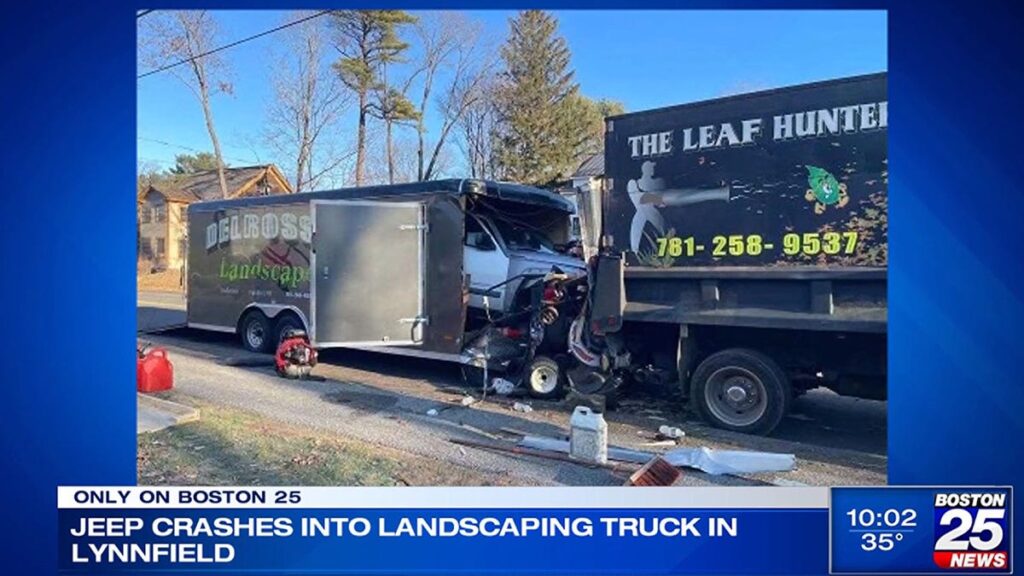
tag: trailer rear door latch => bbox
[399,316,430,326]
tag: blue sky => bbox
[137,10,887,181]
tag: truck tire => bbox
[273,312,305,345]
[526,355,564,399]
[689,348,791,435]
[239,310,273,354]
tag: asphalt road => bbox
[138,290,887,486]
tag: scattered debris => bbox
[458,423,500,441]
[627,456,681,486]
[491,378,516,396]
[426,409,439,416]
[512,402,533,413]
[640,440,678,447]
[657,425,686,441]
[564,389,606,413]
[569,406,608,464]
[448,437,632,473]
[517,435,795,476]
[460,396,476,407]
[520,436,651,464]
[662,447,795,475]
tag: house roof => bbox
[150,165,292,203]
[572,153,604,179]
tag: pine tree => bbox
[494,10,583,185]
[331,10,416,185]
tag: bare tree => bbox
[140,11,232,198]
[370,63,419,184]
[411,13,495,181]
[410,13,459,181]
[457,78,500,180]
[366,133,433,184]
[265,12,353,191]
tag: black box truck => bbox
[576,73,887,434]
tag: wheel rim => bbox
[278,320,297,343]
[703,366,768,427]
[246,320,265,349]
[530,364,559,394]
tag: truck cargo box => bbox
[603,73,887,269]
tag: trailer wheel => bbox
[273,312,305,345]
[690,348,790,435]
[526,355,564,399]
[239,310,272,354]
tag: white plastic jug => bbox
[570,406,608,464]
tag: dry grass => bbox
[138,269,184,293]
[138,400,521,487]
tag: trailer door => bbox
[311,200,426,347]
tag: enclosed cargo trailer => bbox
[185,179,579,365]
[578,73,887,434]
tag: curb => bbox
[137,393,200,425]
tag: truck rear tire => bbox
[239,310,273,354]
[689,348,790,435]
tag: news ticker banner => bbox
[58,486,1011,574]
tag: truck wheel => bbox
[273,313,305,345]
[526,355,564,399]
[239,310,272,354]
[690,348,790,435]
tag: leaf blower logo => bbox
[804,165,849,214]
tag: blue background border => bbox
[2,1,1022,574]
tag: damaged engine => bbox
[460,254,631,405]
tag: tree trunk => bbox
[416,120,425,182]
[423,118,458,181]
[355,90,367,186]
[196,73,229,199]
[386,120,395,185]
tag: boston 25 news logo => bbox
[933,491,1011,571]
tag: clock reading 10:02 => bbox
[846,508,918,552]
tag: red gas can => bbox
[137,345,174,393]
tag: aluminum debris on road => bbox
[517,435,796,476]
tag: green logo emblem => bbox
[804,165,849,214]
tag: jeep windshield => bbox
[488,217,557,254]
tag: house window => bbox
[154,204,167,223]
[139,206,151,224]
[156,238,166,258]
[139,237,153,259]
